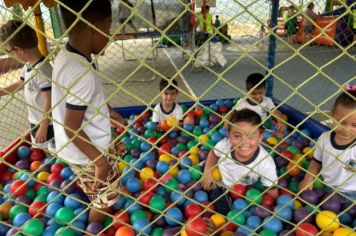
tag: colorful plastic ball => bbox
[189,154,200,165]
[321,194,341,214]
[169,165,179,177]
[194,190,208,203]
[133,218,152,234]
[230,184,246,200]
[180,157,193,169]
[293,207,313,224]
[55,207,75,225]
[17,146,31,159]
[9,204,27,220]
[274,205,292,221]
[86,222,104,234]
[164,178,179,193]
[9,179,28,196]
[45,202,62,218]
[316,210,340,232]
[295,223,319,236]
[37,171,50,182]
[333,227,355,236]
[246,215,262,229]
[170,191,186,206]
[277,195,294,209]
[184,204,202,219]
[246,188,262,204]
[125,177,142,193]
[189,166,202,180]
[165,207,183,226]
[210,213,226,228]
[64,194,82,210]
[22,218,44,236]
[29,201,46,217]
[130,210,147,224]
[254,205,272,219]
[13,212,31,227]
[185,217,208,236]
[262,217,283,233]
[54,227,76,236]
[156,161,170,175]
[138,167,153,181]
[149,195,166,213]
[166,117,177,128]
[151,227,164,236]
[227,210,246,225]
[233,199,248,211]
[47,191,65,204]
[300,190,318,205]
[115,226,135,236]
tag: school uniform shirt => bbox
[213,138,278,187]
[21,58,52,126]
[313,131,356,193]
[151,102,183,123]
[234,97,276,120]
[52,44,111,166]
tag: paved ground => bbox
[0,37,355,149]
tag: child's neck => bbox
[232,150,255,164]
[333,132,355,146]
[161,102,174,112]
[68,37,92,59]
[27,49,44,66]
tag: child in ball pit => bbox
[225,73,286,133]
[202,109,279,216]
[300,86,356,201]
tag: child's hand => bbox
[94,158,111,189]
[203,217,216,234]
[201,174,215,191]
[299,178,313,191]
[275,121,286,132]
[35,124,48,144]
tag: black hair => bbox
[246,73,266,91]
[159,78,178,92]
[59,0,112,30]
[228,109,263,132]
[333,90,356,111]
[0,20,37,48]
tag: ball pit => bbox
[0,99,353,236]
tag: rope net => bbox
[0,0,355,235]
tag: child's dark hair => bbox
[228,109,264,132]
[332,89,356,111]
[0,20,37,48]
[59,0,112,30]
[159,78,178,92]
[246,73,266,91]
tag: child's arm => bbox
[108,104,126,127]
[34,90,51,143]
[299,160,321,191]
[64,109,111,189]
[202,150,218,190]
[0,80,24,96]
[272,109,286,132]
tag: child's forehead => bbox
[229,121,260,133]
[163,89,178,94]
[249,87,266,93]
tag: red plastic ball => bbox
[29,201,46,218]
[158,136,169,145]
[46,173,62,184]
[280,150,294,160]
[116,126,125,135]
[222,222,237,232]
[178,151,187,158]
[50,163,64,174]
[296,223,319,236]
[0,171,14,185]
[218,105,228,114]
[230,184,246,200]
[33,183,43,192]
[113,210,130,229]
[185,217,208,236]
[187,111,196,118]
[115,226,135,236]
[106,228,116,236]
[10,179,28,196]
[29,149,45,162]
[194,108,204,118]
[279,189,295,198]
[147,137,157,144]
[138,191,154,205]
[158,143,171,156]
[143,178,158,192]
[133,122,143,130]
[184,204,203,219]
[262,194,276,209]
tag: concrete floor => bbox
[0,37,355,149]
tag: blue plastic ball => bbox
[17,146,30,159]
[20,174,35,187]
[262,217,283,233]
[216,99,224,106]
[224,99,233,109]
[180,157,192,169]
[169,131,178,139]
[73,208,89,222]
[233,199,248,211]
[246,215,262,229]
[156,186,166,196]
[126,178,141,193]
[203,127,210,134]
[156,161,169,174]
[237,226,254,236]
[165,207,183,226]
[64,193,82,210]
[274,205,292,221]
[140,142,151,152]
[145,121,157,131]
[71,220,86,236]
[170,191,186,206]
[42,226,59,236]
[177,169,192,184]
[13,212,31,227]
[141,151,156,163]
[339,212,352,225]
[47,191,65,204]
[60,167,74,180]
[199,118,209,128]
[113,196,126,210]
[46,203,63,218]
[129,158,144,170]
[183,124,194,132]
[194,191,208,203]
[171,146,181,156]
[277,195,294,209]
[211,133,223,143]
[218,128,228,137]
[209,104,219,112]
[124,199,141,213]
[133,218,151,235]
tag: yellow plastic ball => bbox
[159,154,172,163]
[140,167,154,181]
[266,137,278,146]
[189,154,199,165]
[118,161,128,171]
[316,210,340,232]
[190,146,199,155]
[181,230,188,236]
[210,213,226,228]
[37,171,50,182]
[303,147,314,159]
[220,232,233,236]
[294,200,303,209]
[333,227,355,236]
[199,135,209,144]
[169,166,179,177]
[167,117,177,128]
[212,167,222,181]
[293,153,304,163]
[320,232,333,236]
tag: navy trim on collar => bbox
[27,57,45,72]
[65,43,96,70]
[231,146,260,165]
[330,131,355,150]
[160,102,176,115]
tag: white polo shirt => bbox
[213,138,278,187]
[152,102,184,123]
[234,97,276,120]
[52,44,111,165]
[314,131,356,193]
[21,58,52,125]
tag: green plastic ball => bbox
[203,140,215,151]
[287,146,300,155]
[164,179,179,193]
[22,218,44,236]
[9,204,27,220]
[25,188,36,199]
[37,186,49,196]
[125,142,135,152]
[189,165,202,180]
[245,189,262,204]
[302,160,310,170]
[151,227,164,236]
[34,195,47,203]
[149,195,166,213]
[176,143,187,151]
[187,140,199,149]
[227,210,246,225]
[260,229,277,236]
[144,130,156,139]
[123,155,134,163]
[55,207,75,225]
[193,127,203,137]
[313,178,325,189]
[255,179,266,192]
[288,181,299,194]
[104,216,112,228]
[130,210,147,223]
[54,227,76,236]
[131,139,142,148]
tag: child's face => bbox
[332,105,356,141]
[4,44,26,61]
[161,89,178,105]
[92,16,112,55]
[228,121,262,159]
[248,87,266,104]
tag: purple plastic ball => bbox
[15,160,29,170]
[321,193,341,213]
[153,214,166,227]
[278,178,289,189]
[130,148,141,158]
[198,149,209,162]
[342,203,356,218]
[177,136,189,144]
[233,232,248,236]
[60,179,76,194]
[6,228,19,236]
[254,206,272,218]
[163,227,181,236]
[293,207,313,224]
[300,190,318,205]
[275,156,288,167]
[314,189,326,199]
[15,195,32,205]
[146,159,157,170]
[86,222,104,234]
